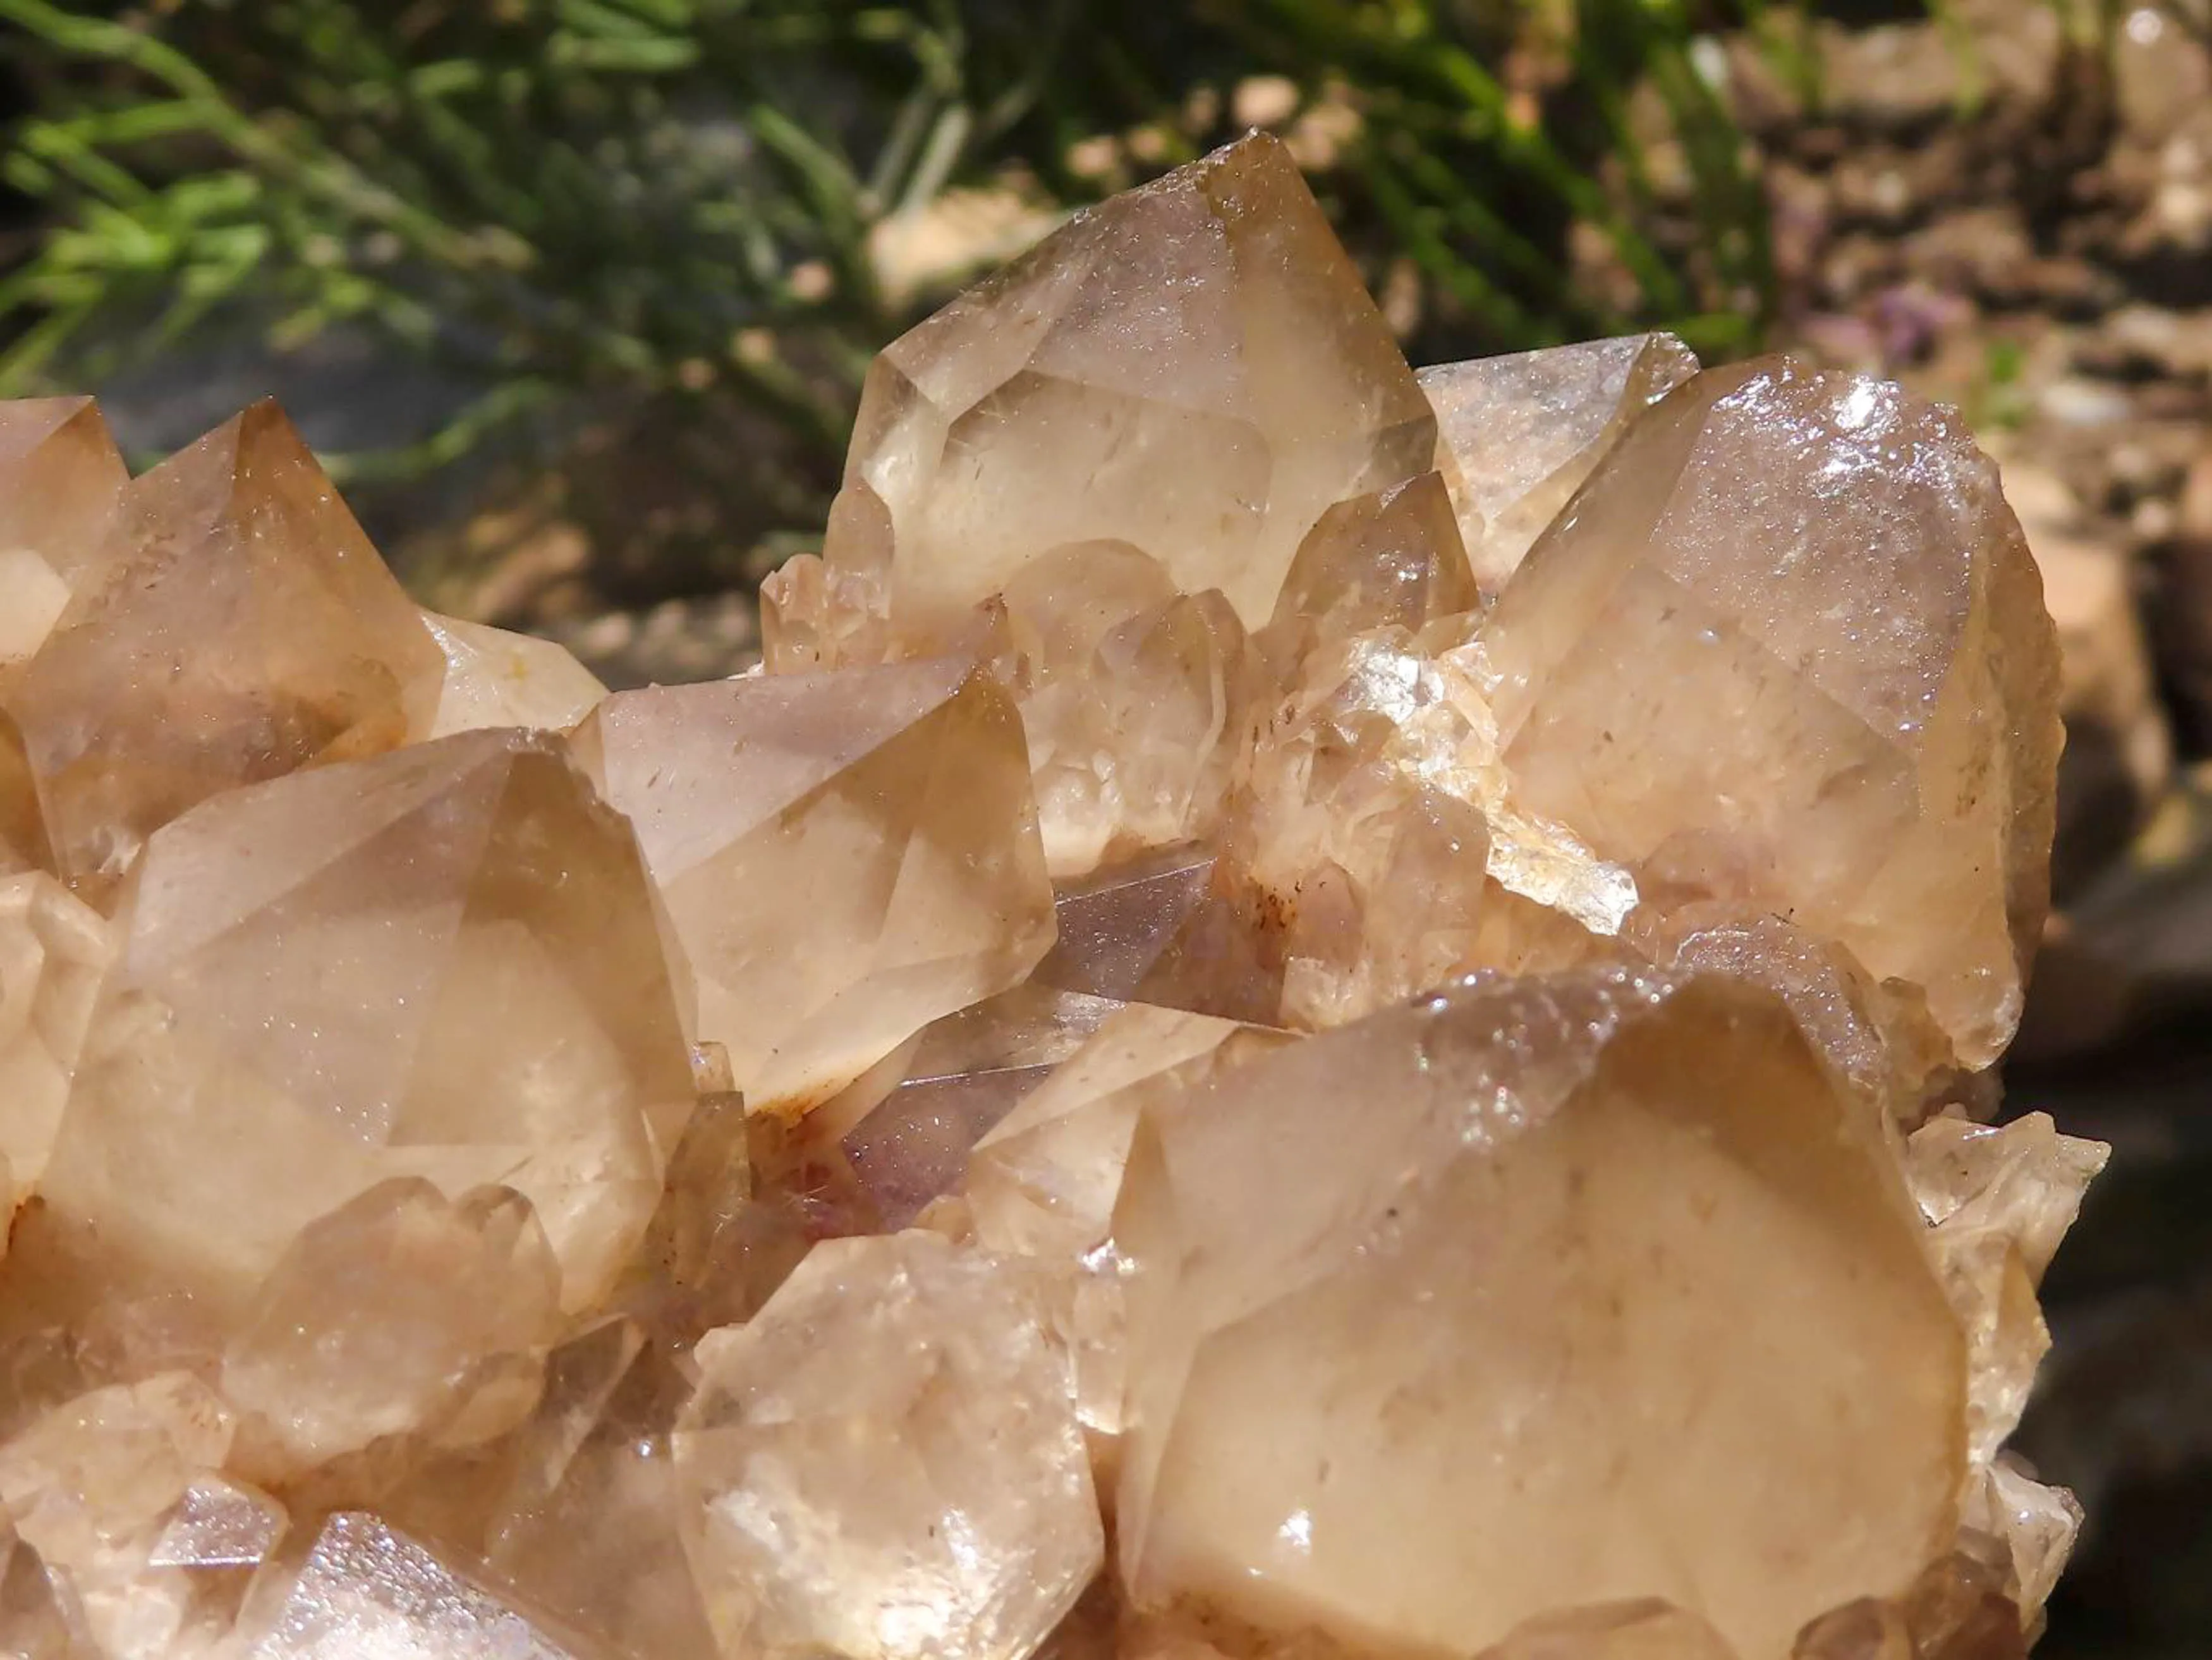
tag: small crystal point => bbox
[145,1476,286,1571]
[1265,469,1480,661]
[1000,542,1259,876]
[1477,358,2060,1067]
[416,611,607,739]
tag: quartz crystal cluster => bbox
[0,135,2102,1660]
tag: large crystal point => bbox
[574,659,1054,1114]
[819,133,1435,637]
[1420,334,1698,598]
[19,728,690,1348]
[0,1372,239,1659]
[1114,968,1964,1660]
[2,403,444,901]
[674,1231,1102,1660]
[1473,360,2061,1066]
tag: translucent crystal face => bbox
[828,133,1437,637]
[1114,970,1964,1660]
[573,662,1057,1114]
[3,403,444,903]
[415,611,608,742]
[674,1232,1102,1660]
[1419,331,1699,598]
[0,132,2095,1660]
[18,729,687,1351]
[1474,358,2059,1069]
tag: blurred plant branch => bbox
[0,0,1800,594]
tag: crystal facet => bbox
[674,1232,1102,1660]
[416,611,607,739]
[1420,333,1699,597]
[238,1511,592,1659]
[1114,970,1962,1660]
[1474,359,2061,1067]
[220,1179,563,1478]
[818,132,1435,637]
[2,403,443,901]
[574,662,1054,1113]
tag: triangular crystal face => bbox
[416,611,607,740]
[30,729,687,1334]
[237,1512,596,1658]
[1031,845,1218,1001]
[576,662,1054,1114]
[1114,970,1961,1660]
[827,133,1436,634]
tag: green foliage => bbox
[0,0,1791,583]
